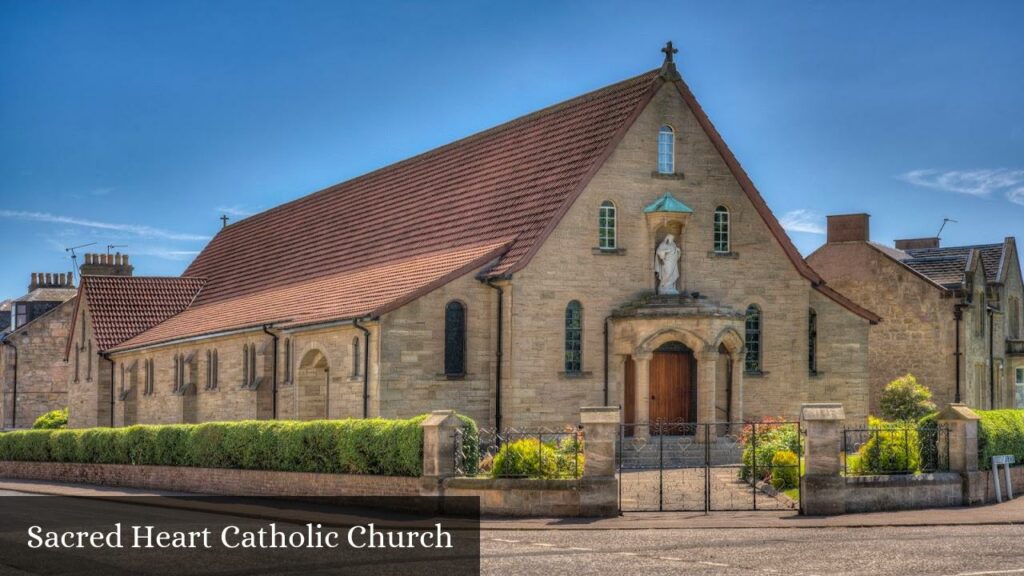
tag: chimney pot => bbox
[826,214,870,243]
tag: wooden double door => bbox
[624,342,696,430]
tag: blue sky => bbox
[1,0,1022,299]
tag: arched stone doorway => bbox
[625,340,697,434]
[296,348,330,420]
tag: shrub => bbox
[770,450,799,490]
[848,417,921,474]
[740,417,800,482]
[0,414,468,477]
[490,438,558,479]
[880,374,936,422]
[455,415,480,476]
[32,408,68,430]
[977,409,1024,470]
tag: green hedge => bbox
[977,410,1024,470]
[0,414,478,477]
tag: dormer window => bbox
[658,124,675,174]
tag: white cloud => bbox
[216,205,257,218]
[898,169,1024,197]
[0,210,208,241]
[1008,188,1024,206]
[779,209,825,235]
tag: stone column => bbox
[730,353,745,427]
[696,347,718,442]
[936,403,980,474]
[581,406,620,478]
[800,403,847,515]
[419,410,462,495]
[634,353,652,439]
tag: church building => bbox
[65,45,879,431]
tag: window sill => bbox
[347,376,362,383]
[708,251,739,259]
[592,247,627,256]
[558,371,593,379]
[651,171,685,180]
[744,370,768,378]
[809,371,823,379]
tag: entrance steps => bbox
[618,435,745,468]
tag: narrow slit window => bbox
[808,308,818,375]
[444,301,467,376]
[352,336,361,378]
[745,305,762,373]
[564,300,583,373]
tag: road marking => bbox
[531,542,556,547]
[699,561,730,567]
[657,556,684,561]
[946,565,1024,569]
[616,552,638,556]
[567,547,592,551]
[491,538,519,543]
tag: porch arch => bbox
[634,327,708,358]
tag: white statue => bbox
[655,234,681,295]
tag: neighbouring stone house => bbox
[1,272,78,428]
[0,300,12,335]
[807,214,1024,414]
[66,47,880,431]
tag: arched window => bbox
[444,301,467,376]
[564,300,583,374]
[352,336,361,378]
[745,305,762,374]
[808,308,818,375]
[598,201,617,250]
[657,124,675,174]
[713,206,730,253]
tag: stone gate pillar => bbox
[936,403,980,474]
[420,410,462,496]
[800,403,846,515]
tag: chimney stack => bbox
[826,214,870,243]
[27,270,77,291]
[79,252,134,277]
[894,237,940,250]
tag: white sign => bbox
[992,455,1015,503]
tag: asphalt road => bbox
[480,524,1024,576]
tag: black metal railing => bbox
[842,424,949,475]
[454,426,584,479]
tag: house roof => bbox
[12,287,78,304]
[104,61,879,352]
[111,240,510,351]
[69,276,207,353]
[867,241,1010,291]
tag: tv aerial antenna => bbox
[106,244,127,254]
[936,218,958,238]
[65,242,97,271]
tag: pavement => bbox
[2,478,1024,530]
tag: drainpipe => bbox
[484,279,504,432]
[99,351,115,427]
[2,337,17,428]
[989,307,996,409]
[262,325,279,419]
[603,315,611,406]
[954,303,968,404]
[353,317,371,419]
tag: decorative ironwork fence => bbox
[842,424,949,475]
[454,426,584,479]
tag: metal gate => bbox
[617,421,802,512]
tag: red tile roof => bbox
[105,63,879,351]
[111,240,510,351]
[71,276,207,352]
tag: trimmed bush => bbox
[490,438,558,479]
[977,409,1024,470]
[770,450,799,490]
[32,408,68,430]
[848,417,922,474]
[0,414,469,477]
[879,374,936,422]
[740,417,800,482]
